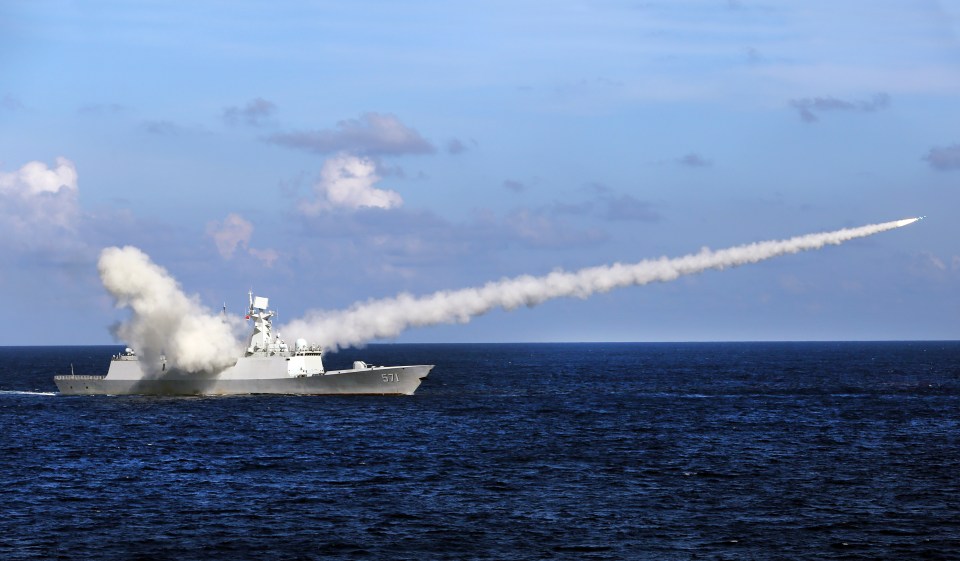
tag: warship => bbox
[54,294,433,396]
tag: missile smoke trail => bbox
[98,217,919,370]
[282,217,921,351]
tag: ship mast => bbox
[245,292,288,357]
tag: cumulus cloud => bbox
[790,93,890,123]
[300,154,403,214]
[0,158,80,245]
[267,112,435,156]
[207,213,253,258]
[223,97,276,127]
[207,213,281,266]
[922,144,960,171]
[0,157,78,197]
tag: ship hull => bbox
[54,365,432,396]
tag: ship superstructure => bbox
[54,294,432,396]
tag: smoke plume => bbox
[282,218,920,351]
[99,246,246,374]
[97,218,918,369]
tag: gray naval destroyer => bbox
[55,294,433,396]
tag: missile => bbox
[895,217,922,227]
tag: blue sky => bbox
[1,0,958,345]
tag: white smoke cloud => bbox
[300,154,403,213]
[282,218,919,351]
[99,246,245,374]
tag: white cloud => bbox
[207,213,281,267]
[300,154,403,214]
[0,158,81,246]
[0,157,78,197]
[207,213,253,259]
[248,247,280,267]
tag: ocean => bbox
[1,342,958,560]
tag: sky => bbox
[1,0,958,346]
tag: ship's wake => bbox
[0,390,58,396]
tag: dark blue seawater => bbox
[1,342,959,560]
